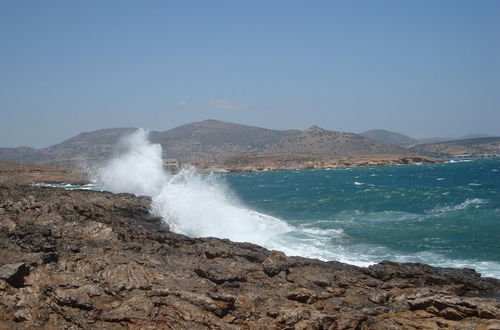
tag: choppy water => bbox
[37,130,500,278]
[222,158,500,278]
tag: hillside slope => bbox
[416,134,494,145]
[359,129,417,147]
[150,119,300,159]
[261,126,407,156]
[41,128,137,164]
[0,121,300,164]
[410,137,500,157]
[0,147,41,163]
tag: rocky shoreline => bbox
[1,156,442,185]
[0,162,86,186]
[1,185,499,329]
[195,154,442,173]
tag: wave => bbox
[429,198,488,213]
[447,159,473,163]
[33,182,97,191]
[277,225,500,278]
[85,131,500,279]
[300,227,346,237]
[92,129,292,247]
[151,168,292,245]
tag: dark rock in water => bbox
[1,185,499,329]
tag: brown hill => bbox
[3,121,455,165]
[409,137,500,157]
[0,128,135,166]
[0,147,40,163]
[150,119,300,160]
[261,126,407,156]
[41,128,137,165]
[359,129,417,147]
[0,121,300,165]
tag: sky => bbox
[1,0,499,148]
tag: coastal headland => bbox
[0,155,442,188]
[1,184,499,328]
[195,154,441,173]
[0,162,86,186]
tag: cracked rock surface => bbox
[1,185,499,329]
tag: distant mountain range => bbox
[0,120,300,165]
[1,120,498,165]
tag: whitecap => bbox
[429,198,488,213]
[300,227,346,238]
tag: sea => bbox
[222,158,500,278]
[38,130,500,279]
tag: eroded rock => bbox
[0,185,499,329]
[0,263,30,288]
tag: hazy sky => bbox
[1,0,499,148]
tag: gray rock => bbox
[0,263,30,288]
[0,185,499,329]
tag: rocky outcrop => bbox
[410,137,500,157]
[1,185,499,329]
[260,126,407,156]
[197,154,441,173]
[0,162,87,185]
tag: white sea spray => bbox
[87,131,500,279]
[92,129,292,246]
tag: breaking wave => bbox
[429,198,488,213]
[92,129,292,247]
[85,130,500,278]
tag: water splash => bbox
[93,129,167,196]
[92,129,292,246]
[88,130,500,278]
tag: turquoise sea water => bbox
[222,158,500,278]
[41,157,500,278]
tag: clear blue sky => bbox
[1,0,499,147]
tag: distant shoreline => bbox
[0,154,443,184]
[194,154,443,173]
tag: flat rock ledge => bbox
[0,185,499,329]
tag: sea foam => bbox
[87,130,500,279]
[430,198,488,213]
[92,129,292,246]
